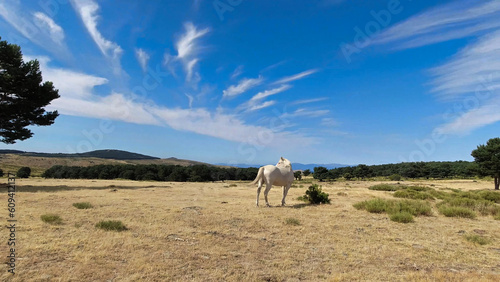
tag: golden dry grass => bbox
[0,178,499,281]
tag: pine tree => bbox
[0,37,59,144]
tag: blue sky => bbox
[1,0,500,165]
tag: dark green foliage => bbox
[0,37,59,144]
[321,161,479,180]
[302,184,330,204]
[294,171,302,180]
[43,164,259,182]
[16,166,31,178]
[389,174,402,181]
[73,202,93,209]
[313,166,329,181]
[95,220,128,231]
[302,169,311,176]
[471,138,500,189]
[41,214,62,225]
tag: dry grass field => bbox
[0,178,499,281]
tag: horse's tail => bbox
[250,167,264,186]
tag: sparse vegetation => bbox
[464,234,491,245]
[284,218,301,226]
[368,184,400,191]
[41,214,62,225]
[73,202,93,209]
[438,206,477,219]
[95,220,128,231]
[390,211,414,223]
[354,198,432,222]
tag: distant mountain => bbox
[215,163,349,170]
[0,149,159,160]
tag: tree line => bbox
[42,164,259,182]
[313,161,480,181]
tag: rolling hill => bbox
[0,149,208,176]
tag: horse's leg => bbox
[256,180,262,207]
[282,184,291,206]
[264,183,272,207]
[281,186,286,206]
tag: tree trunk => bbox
[495,177,499,190]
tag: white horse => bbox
[251,157,295,207]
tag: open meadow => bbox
[1,178,499,281]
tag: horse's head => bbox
[276,157,292,169]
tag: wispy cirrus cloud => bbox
[371,0,500,50]
[0,1,68,56]
[223,76,263,98]
[373,0,500,135]
[70,0,124,75]
[135,48,150,73]
[282,108,330,119]
[249,84,291,102]
[273,69,318,84]
[33,12,65,45]
[290,97,329,105]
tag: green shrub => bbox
[368,184,400,191]
[393,189,434,200]
[478,191,500,203]
[95,220,128,231]
[387,199,433,216]
[494,214,500,220]
[73,202,93,209]
[353,198,388,213]
[388,174,402,181]
[41,214,62,225]
[438,206,476,219]
[464,234,491,245]
[302,184,330,204]
[17,166,31,178]
[284,218,301,226]
[390,211,414,223]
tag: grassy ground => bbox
[0,178,499,281]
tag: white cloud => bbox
[371,0,500,50]
[37,56,314,147]
[250,84,291,101]
[135,48,150,72]
[282,108,330,119]
[248,101,276,112]
[223,76,264,98]
[273,69,318,84]
[0,1,68,56]
[231,65,244,80]
[290,97,329,105]
[70,0,124,75]
[32,12,65,45]
[163,22,210,83]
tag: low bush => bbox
[438,206,476,219]
[393,189,434,200]
[284,218,301,226]
[41,214,63,225]
[388,174,402,181]
[95,220,128,231]
[390,211,414,223]
[73,202,93,209]
[464,234,491,245]
[302,184,330,204]
[368,184,400,191]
